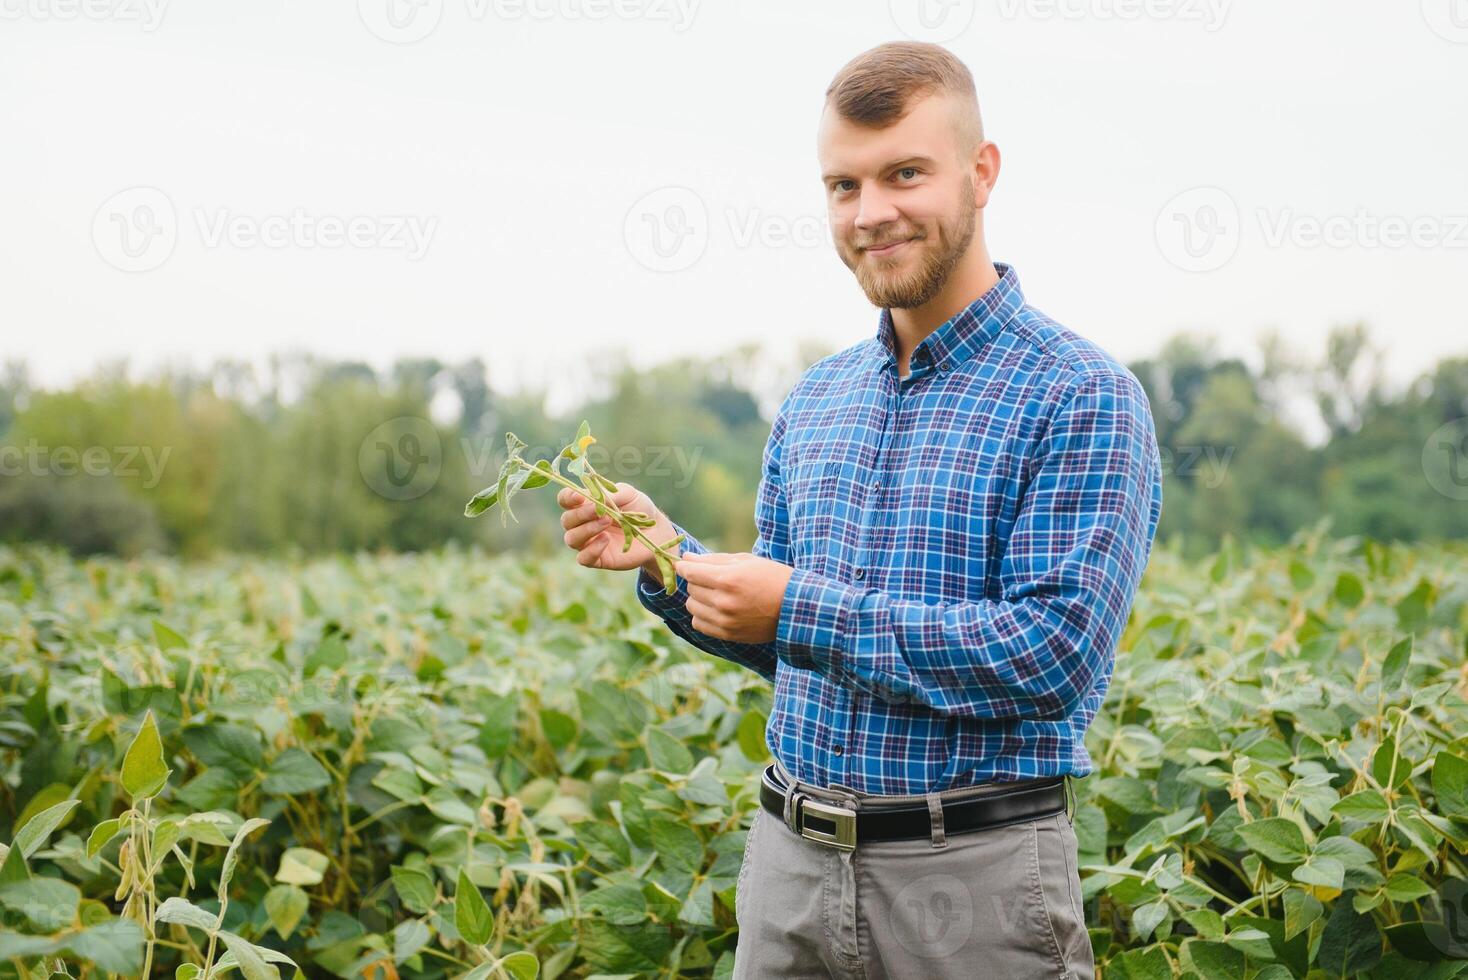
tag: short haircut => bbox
[824,41,984,151]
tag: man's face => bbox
[818,92,980,309]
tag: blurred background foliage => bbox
[1,325,1465,560]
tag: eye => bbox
[832,179,855,194]
[896,167,919,181]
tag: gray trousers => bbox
[733,761,1095,979]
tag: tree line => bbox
[1,326,1464,558]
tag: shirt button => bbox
[870,478,881,491]
[854,568,865,581]
[940,360,951,371]
[833,744,844,756]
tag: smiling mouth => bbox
[864,238,914,257]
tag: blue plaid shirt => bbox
[637,262,1163,795]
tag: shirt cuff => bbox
[634,521,709,614]
[774,565,861,675]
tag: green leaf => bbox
[1333,789,1389,824]
[13,798,81,858]
[304,634,348,677]
[393,919,430,963]
[264,884,309,939]
[0,843,29,883]
[1317,897,1382,976]
[1381,636,1412,692]
[455,867,494,946]
[262,749,329,795]
[155,895,219,932]
[649,815,704,873]
[220,817,271,899]
[122,710,172,800]
[497,950,539,980]
[153,619,188,651]
[645,727,694,775]
[275,847,329,886]
[736,710,769,763]
[392,865,436,914]
[217,929,281,980]
[1431,750,1468,819]
[464,484,500,518]
[582,882,648,925]
[1236,817,1309,864]
[1333,572,1365,607]
[64,918,146,975]
[0,877,81,931]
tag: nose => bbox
[853,183,901,235]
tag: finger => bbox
[675,559,723,585]
[564,519,612,550]
[687,597,723,630]
[557,486,590,509]
[560,500,603,530]
[682,552,742,565]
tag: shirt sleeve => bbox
[773,370,1162,721]
[634,391,796,683]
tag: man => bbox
[557,40,1162,980]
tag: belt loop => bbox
[925,792,947,849]
[1064,774,1076,823]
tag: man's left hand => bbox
[675,552,795,644]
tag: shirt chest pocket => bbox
[785,457,844,556]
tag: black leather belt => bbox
[759,764,1069,850]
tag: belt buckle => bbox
[797,797,857,851]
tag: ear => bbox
[973,141,1001,209]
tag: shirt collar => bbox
[874,261,1025,374]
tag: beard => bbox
[838,177,978,309]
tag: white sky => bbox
[2,0,1465,413]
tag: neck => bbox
[890,240,999,374]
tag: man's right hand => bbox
[557,481,682,579]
